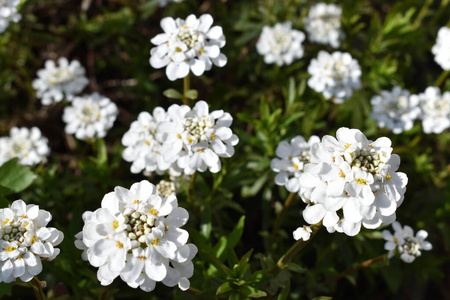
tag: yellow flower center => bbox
[31,235,38,244]
[2,218,9,225]
[151,238,160,246]
[116,241,124,248]
[113,220,119,229]
[6,246,16,252]
[149,208,158,216]
[292,163,299,170]
[386,173,391,181]
[356,178,367,185]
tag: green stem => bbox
[269,192,296,246]
[183,74,191,105]
[413,0,432,29]
[435,70,450,87]
[31,276,46,300]
[187,172,197,204]
[322,253,388,286]
[275,222,322,272]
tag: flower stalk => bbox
[31,276,46,300]
[269,192,296,246]
[183,74,191,105]
[188,171,197,204]
[435,70,449,87]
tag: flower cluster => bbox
[62,93,119,141]
[0,127,50,167]
[303,3,343,48]
[156,180,176,198]
[412,86,450,134]
[75,180,197,292]
[150,14,227,81]
[298,128,408,236]
[370,86,421,134]
[307,51,361,103]
[32,57,89,105]
[0,0,21,33]
[432,26,450,70]
[0,200,64,283]
[271,135,320,193]
[383,221,432,263]
[256,22,305,66]
[122,100,238,176]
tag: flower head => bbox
[304,3,343,48]
[256,22,305,66]
[63,93,118,141]
[299,128,408,236]
[370,86,421,134]
[432,26,450,70]
[0,200,64,283]
[32,57,89,105]
[308,51,361,103]
[293,225,312,241]
[0,0,21,33]
[150,14,227,81]
[75,180,197,291]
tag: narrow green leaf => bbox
[239,286,267,298]
[163,88,183,99]
[0,159,37,195]
[199,249,232,277]
[216,282,233,295]
[227,216,245,250]
[277,280,290,300]
[185,89,198,100]
[214,236,228,258]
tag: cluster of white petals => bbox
[370,86,421,134]
[158,0,184,7]
[0,0,21,33]
[156,180,176,198]
[271,135,320,193]
[411,86,450,134]
[256,22,305,66]
[0,200,64,283]
[122,101,238,176]
[431,26,450,70]
[383,221,432,263]
[293,225,312,241]
[32,57,89,105]
[308,51,361,103]
[62,93,119,141]
[303,3,343,48]
[298,128,408,236]
[75,180,197,292]
[0,127,50,167]
[150,14,227,81]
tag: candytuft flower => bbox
[432,26,450,70]
[256,22,305,66]
[382,221,432,263]
[0,0,21,33]
[293,225,312,241]
[149,14,227,81]
[32,57,89,105]
[303,3,343,48]
[307,51,361,103]
[298,128,408,236]
[0,199,64,283]
[75,180,197,291]
[63,93,119,141]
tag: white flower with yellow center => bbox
[0,200,64,283]
[0,0,21,33]
[303,3,343,48]
[32,57,89,105]
[432,26,450,70]
[308,51,361,103]
[150,14,227,81]
[256,22,305,66]
[412,86,450,134]
[63,93,118,141]
[76,180,196,292]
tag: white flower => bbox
[303,3,343,48]
[370,86,421,134]
[0,0,21,34]
[0,127,50,167]
[307,51,361,103]
[299,127,408,236]
[271,135,320,193]
[293,225,312,241]
[62,93,118,141]
[411,86,450,134]
[75,180,197,291]
[149,14,227,81]
[256,22,305,66]
[0,199,64,283]
[158,0,184,7]
[32,57,89,105]
[432,26,450,70]
[382,221,432,263]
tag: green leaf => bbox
[214,236,228,258]
[199,249,232,277]
[217,282,233,295]
[0,158,37,195]
[312,297,333,300]
[0,194,9,207]
[239,285,267,298]
[277,280,290,300]
[185,89,198,100]
[163,88,183,99]
[227,216,245,250]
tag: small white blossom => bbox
[256,22,305,66]
[370,86,421,134]
[432,26,450,70]
[308,51,361,103]
[0,200,64,283]
[0,0,21,33]
[411,86,450,134]
[75,180,197,292]
[293,225,312,241]
[32,57,89,105]
[303,3,343,48]
[271,135,320,193]
[62,93,118,141]
[158,0,184,6]
[150,14,227,81]
[156,180,176,198]
[382,221,432,263]
[0,127,50,167]
[298,127,408,236]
